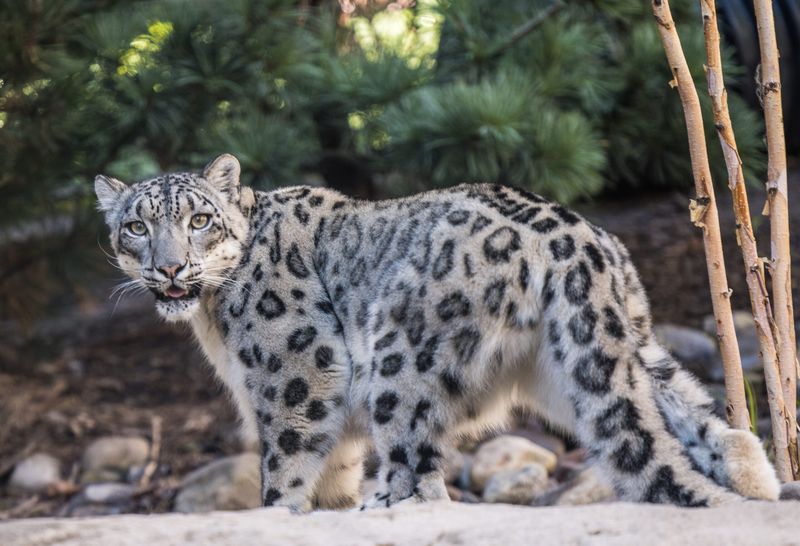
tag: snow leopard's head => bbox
[95,154,254,322]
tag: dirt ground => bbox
[1,178,798,518]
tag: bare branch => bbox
[649,0,749,430]
[752,0,799,480]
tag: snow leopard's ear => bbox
[94,175,128,213]
[203,154,241,197]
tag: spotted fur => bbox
[97,155,780,512]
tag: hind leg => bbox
[615,244,780,501]
[539,260,740,506]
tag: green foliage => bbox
[382,76,605,202]
[0,0,767,317]
[744,375,758,435]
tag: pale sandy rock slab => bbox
[174,453,260,513]
[471,435,557,491]
[8,453,61,494]
[1,501,799,546]
[482,463,549,505]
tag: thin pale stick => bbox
[650,0,749,430]
[697,0,778,437]
[752,0,798,480]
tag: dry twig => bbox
[650,0,747,428]
[0,496,41,520]
[138,415,163,489]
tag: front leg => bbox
[224,292,352,511]
[241,337,350,512]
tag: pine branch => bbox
[483,2,564,60]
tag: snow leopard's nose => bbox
[157,262,185,279]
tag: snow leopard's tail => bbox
[614,241,780,502]
[538,229,778,505]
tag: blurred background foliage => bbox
[0,0,768,320]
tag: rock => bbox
[126,465,146,483]
[84,483,138,504]
[67,504,125,518]
[81,468,125,485]
[512,431,565,460]
[441,446,468,485]
[553,449,586,482]
[653,323,720,380]
[482,464,549,505]
[82,436,149,483]
[703,311,761,380]
[455,453,473,490]
[174,453,260,513]
[470,435,557,492]
[538,467,616,506]
[702,383,729,420]
[8,453,61,494]
[456,489,481,503]
[446,484,480,503]
[445,484,463,501]
[780,481,800,501]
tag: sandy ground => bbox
[1,500,799,546]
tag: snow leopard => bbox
[95,154,780,511]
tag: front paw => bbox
[264,489,314,513]
[358,491,392,511]
[721,429,780,500]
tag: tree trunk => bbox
[697,0,773,435]
[752,0,799,481]
[650,0,749,430]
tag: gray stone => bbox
[703,311,762,380]
[81,468,125,485]
[84,483,138,504]
[440,446,468,485]
[67,504,125,518]
[653,323,720,381]
[779,481,800,501]
[81,436,149,483]
[470,435,557,492]
[535,466,616,506]
[8,453,61,494]
[482,464,549,505]
[174,453,260,513]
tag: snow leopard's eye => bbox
[190,213,211,231]
[125,221,147,237]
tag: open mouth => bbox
[152,283,202,302]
